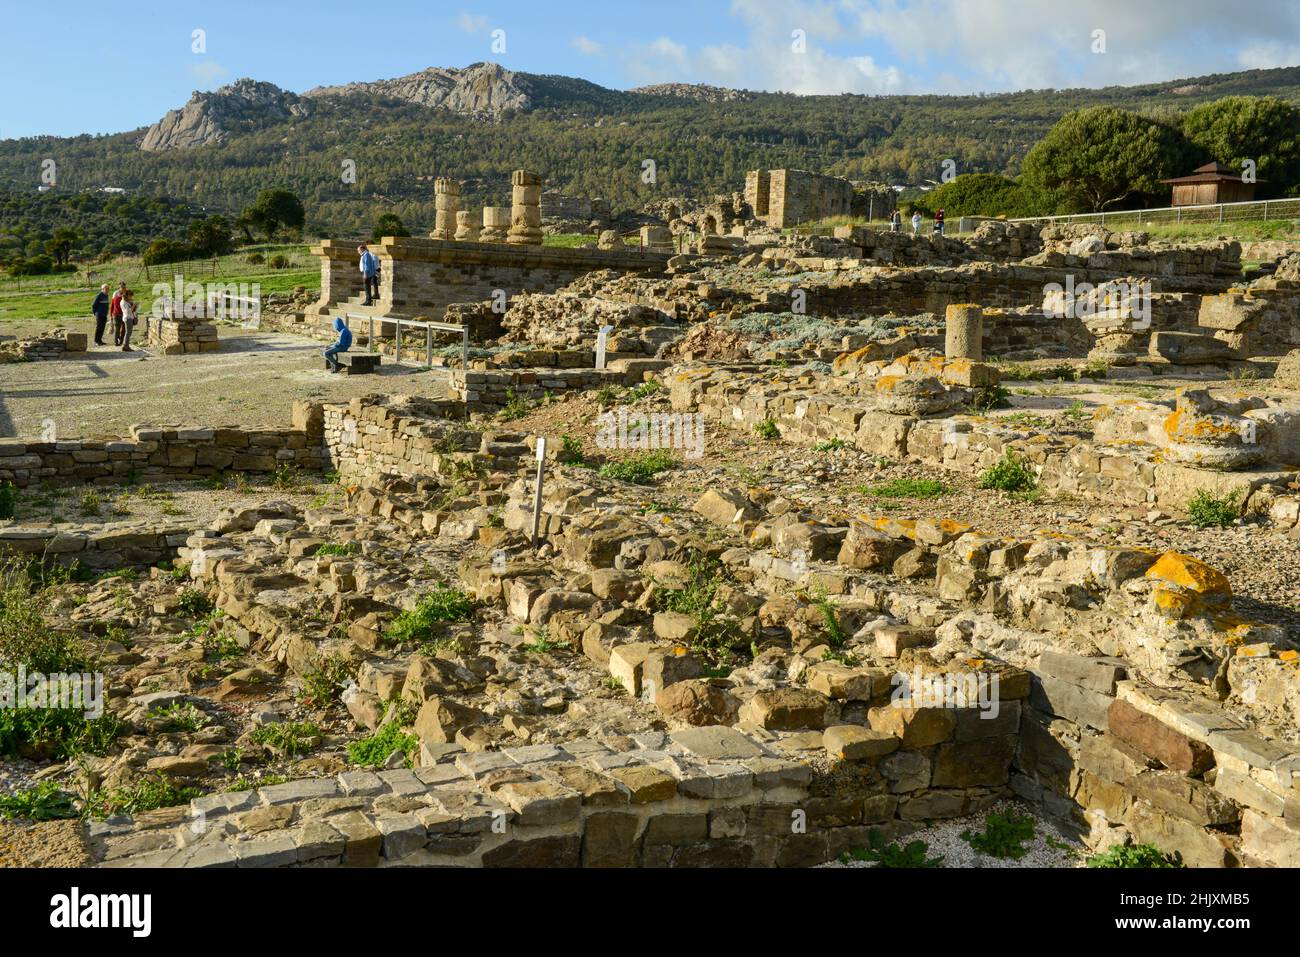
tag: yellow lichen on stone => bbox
[1145,551,1232,597]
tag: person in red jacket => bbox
[109,282,127,346]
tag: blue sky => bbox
[5,0,1300,139]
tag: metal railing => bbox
[343,312,469,383]
[155,291,261,327]
[1009,197,1300,228]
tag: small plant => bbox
[299,656,350,708]
[968,383,1011,413]
[218,747,245,772]
[1062,400,1089,426]
[87,775,203,818]
[961,809,1036,859]
[1086,843,1183,868]
[813,438,847,452]
[601,676,626,694]
[202,630,242,664]
[821,647,858,666]
[0,481,17,519]
[1186,489,1241,529]
[384,587,474,644]
[315,542,359,557]
[522,630,567,654]
[347,707,417,769]
[149,702,206,733]
[1077,359,1109,379]
[863,478,948,500]
[201,473,226,490]
[176,588,215,618]
[978,450,1037,493]
[754,417,780,440]
[808,590,846,647]
[270,464,302,490]
[78,490,102,516]
[598,450,677,485]
[841,828,944,868]
[594,385,618,409]
[228,773,289,792]
[0,781,78,821]
[559,434,588,466]
[499,389,531,421]
[248,721,321,758]
[625,379,662,401]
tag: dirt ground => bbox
[0,324,450,440]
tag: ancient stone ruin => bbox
[3,177,1300,872]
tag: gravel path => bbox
[819,799,1085,868]
[0,327,448,440]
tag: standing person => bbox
[91,284,110,346]
[324,316,353,373]
[890,209,902,233]
[358,243,379,306]
[911,210,922,236]
[109,281,126,346]
[935,208,946,236]
[120,290,137,352]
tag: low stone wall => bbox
[669,367,1300,515]
[93,723,1004,868]
[1015,658,1300,868]
[452,361,665,412]
[0,522,192,571]
[0,421,324,490]
[0,329,87,362]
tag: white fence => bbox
[343,312,469,383]
[1010,197,1300,229]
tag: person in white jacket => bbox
[911,211,922,236]
[120,290,138,352]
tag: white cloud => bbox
[571,36,603,56]
[455,12,489,34]
[1237,40,1300,70]
[623,0,1300,96]
[188,60,229,85]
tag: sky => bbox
[4,0,1300,139]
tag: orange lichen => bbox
[1145,551,1232,597]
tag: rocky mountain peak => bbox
[139,78,312,152]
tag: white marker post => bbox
[595,325,613,370]
[531,437,547,544]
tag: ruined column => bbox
[433,178,460,241]
[640,225,674,254]
[454,210,480,242]
[507,170,543,246]
[945,303,984,361]
[481,207,510,243]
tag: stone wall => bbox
[308,238,674,322]
[0,422,324,490]
[0,522,192,572]
[762,169,854,229]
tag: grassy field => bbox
[0,244,317,324]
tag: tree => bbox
[43,227,79,266]
[371,213,410,242]
[1020,107,1187,213]
[187,215,234,257]
[240,189,305,240]
[911,174,1038,218]
[142,238,191,266]
[1182,96,1300,198]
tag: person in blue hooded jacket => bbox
[324,317,353,372]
